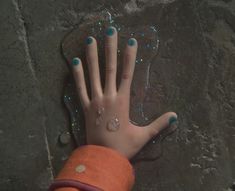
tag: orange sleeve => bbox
[50,145,135,191]
[55,188,79,191]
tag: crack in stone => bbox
[11,0,54,180]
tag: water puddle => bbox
[62,10,175,161]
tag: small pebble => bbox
[59,132,71,145]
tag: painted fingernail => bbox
[106,26,115,36]
[128,38,136,46]
[72,57,80,66]
[169,116,178,129]
[86,36,93,45]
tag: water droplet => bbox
[97,107,104,116]
[95,116,103,126]
[107,117,120,132]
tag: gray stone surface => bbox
[0,0,234,190]
[0,0,53,190]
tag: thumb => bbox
[142,112,178,142]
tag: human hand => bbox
[71,26,178,159]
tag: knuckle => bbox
[106,66,115,73]
[125,53,133,61]
[122,73,130,80]
[105,42,114,49]
[149,128,159,137]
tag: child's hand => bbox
[71,26,177,159]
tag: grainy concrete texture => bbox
[0,0,235,191]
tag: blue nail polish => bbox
[106,27,115,36]
[128,38,136,46]
[86,37,93,45]
[72,57,80,66]
[169,116,177,126]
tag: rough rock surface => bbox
[0,0,234,190]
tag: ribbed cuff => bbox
[50,145,134,191]
[49,179,100,191]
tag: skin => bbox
[56,26,177,191]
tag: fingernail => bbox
[86,36,93,45]
[128,38,136,46]
[106,26,115,36]
[169,116,178,128]
[72,57,80,66]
